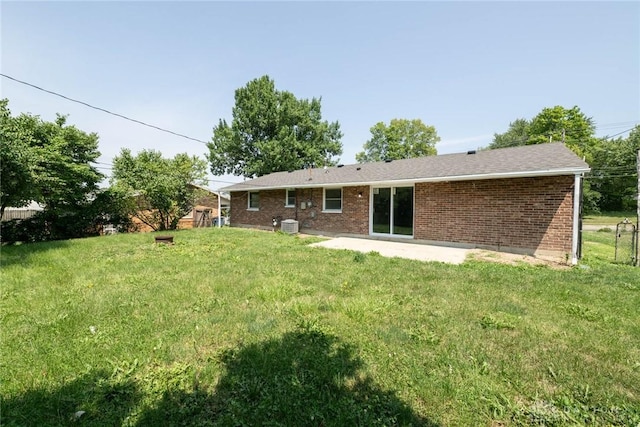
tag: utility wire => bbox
[1,73,209,145]
[595,121,639,131]
[488,125,637,147]
[602,127,637,139]
[584,174,637,179]
[9,73,636,187]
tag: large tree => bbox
[35,115,104,213]
[488,106,640,213]
[0,99,39,219]
[488,118,530,149]
[356,119,439,163]
[0,99,103,221]
[207,76,343,178]
[112,149,208,231]
[489,106,597,160]
[527,106,597,160]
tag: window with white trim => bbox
[248,191,260,210]
[285,189,296,207]
[323,188,342,212]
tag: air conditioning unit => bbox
[281,219,299,234]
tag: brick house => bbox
[221,143,590,264]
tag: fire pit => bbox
[155,235,174,244]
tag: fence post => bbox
[636,149,639,266]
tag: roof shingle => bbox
[221,143,590,191]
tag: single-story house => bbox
[221,143,590,264]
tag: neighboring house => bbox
[132,185,230,232]
[1,201,44,221]
[221,143,590,264]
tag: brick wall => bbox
[230,176,575,255]
[414,176,574,254]
[230,186,369,234]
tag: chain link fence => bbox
[615,221,637,265]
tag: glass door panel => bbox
[372,187,391,234]
[393,187,414,236]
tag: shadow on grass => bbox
[136,327,438,426]
[0,240,69,268]
[1,370,140,426]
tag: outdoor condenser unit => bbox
[281,219,299,234]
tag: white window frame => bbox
[247,191,259,211]
[285,188,296,208]
[323,187,342,213]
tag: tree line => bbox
[2,76,638,242]
[487,106,639,212]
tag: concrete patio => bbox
[309,237,470,264]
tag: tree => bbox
[490,106,597,157]
[34,115,104,213]
[0,99,103,226]
[0,99,39,219]
[528,106,597,161]
[588,126,640,211]
[356,119,439,163]
[488,118,530,149]
[112,149,208,231]
[488,106,608,212]
[207,75,343,178]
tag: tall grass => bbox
[1,228,638,426]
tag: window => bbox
[248,191,260,210]
[285,189,296,207]
[323,188,342,212]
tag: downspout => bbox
[217,191,222,228]
[571,173,581,265]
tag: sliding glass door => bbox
[371,186,413,236]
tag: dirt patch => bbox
[468,249,571,270]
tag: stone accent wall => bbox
[230,186,369,234]
[414,176,574,255]
[230,176,575,256]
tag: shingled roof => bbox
[221,143,590,192]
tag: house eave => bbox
[223,167,591,192]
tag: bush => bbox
[1,189,135,244]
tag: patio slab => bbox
[309,237,470,264]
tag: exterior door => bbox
[372,187,391,233]
[371,186,413,236]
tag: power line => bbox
[602,127,637,139]
[493,127,636,148]
[1,73,209,145]
[595,120,639,129]
[584,174,637,179]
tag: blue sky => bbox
[2,1,638,188]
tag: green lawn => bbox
[583,210,637,226]
[1,228,639,426]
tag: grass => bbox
[583,210,637,226]
[1,228,639,426]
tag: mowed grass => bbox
[1,228,639,426]
[583,210,637,226]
